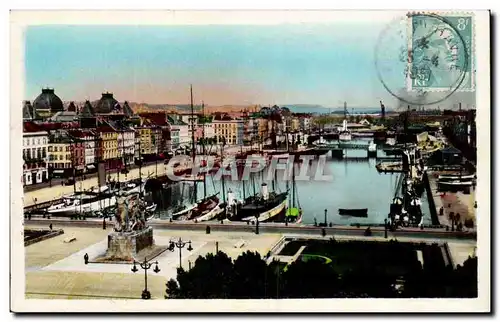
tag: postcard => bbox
[10,10,490,313]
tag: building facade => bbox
[22,123,49,185]
[97,124,119,169]
[167,116,190,150]
[170,128,180,151]
[116,127,135,166]
[213,118,244,145]
[47,132,75,178]
[137,125,153,155]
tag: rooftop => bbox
[167,115,188,126]
[23,122,47,134]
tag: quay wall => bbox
[423,171,440,225]
[24,229,64,246]
[25,219,476,240]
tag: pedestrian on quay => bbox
[49,223,53,231]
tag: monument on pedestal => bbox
[92,191,166,264]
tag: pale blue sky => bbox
[25,24,400,107]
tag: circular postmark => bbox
[375,13,469,106]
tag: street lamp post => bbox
[168,237,193,269]
[131,257,161,300]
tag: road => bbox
[23,162,168,207]
[23,160,163,193]
[26,218,477,241]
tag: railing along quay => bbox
[24,218,476,240]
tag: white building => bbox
[200,122,216,139]
[178,112,199,133]
[167,116,190,150]
[299,116,312,131]
[23,123,49,185]
[117,128,135,166]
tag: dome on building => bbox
[33,88,64,113]
[94,92,120,114]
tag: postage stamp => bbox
[407,12,475,92]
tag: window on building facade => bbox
[59,155,63,160]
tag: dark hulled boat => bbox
[338,208,368,217]
[228,183,288,222]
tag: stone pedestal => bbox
[92,226,168,264]
[105,227,154,262]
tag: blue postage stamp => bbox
[408,12,475,92]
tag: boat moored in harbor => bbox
[338,208,368,217]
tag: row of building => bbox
[22,89,313,185]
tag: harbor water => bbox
[153,139,432,226]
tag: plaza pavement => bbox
[24,225,282,299]
[24,225,476,300]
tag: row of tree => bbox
[166,250,477,299]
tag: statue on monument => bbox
[129,194,148,231]
[114,191,150,233]
[114,191,129,232]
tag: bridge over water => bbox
[320,142,373,150]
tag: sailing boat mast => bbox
[190,85,197,202]
[138,131,143,195]
[292,162,296,207]
[221,142,226,204]
[202,101,207,198]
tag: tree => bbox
[165,279,180,299]
[173,252,234,299]
[282,258,339,298]
[232,251,272,298]
[164,249,478,299]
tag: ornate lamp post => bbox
[131,257,161,300]
[168,237,193,269]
